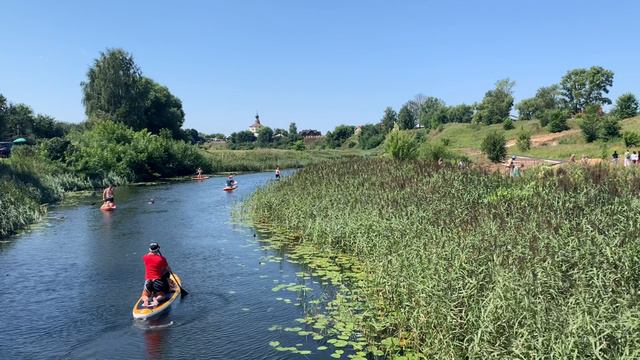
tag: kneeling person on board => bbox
[142,242,173,307]
[226,175,236,187]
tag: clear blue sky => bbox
[1,0,638,135]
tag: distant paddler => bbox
[226,175,237,188]
[141,242,173,307]
[275,166,281,180]
[195,167,203,178]
[102,184,115,204]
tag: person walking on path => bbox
[612,150,619,164]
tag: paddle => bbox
[159,250,189,298]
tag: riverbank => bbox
[245,158,640,358]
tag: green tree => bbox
[325,125,355,148]
[544,109,569,133]
[81,48,146,128]
[397,104,416,130]
[623,131,640,147]
[0,94,8,139]
[446,104,473,123]
[579,106,601,143]
[503,118,514,130]
[231,130,256,143]
[418,97,448,128]
[141,78,185,137]
[516,84,562,120]
[288,122,300,142]
[474,79,515,125]
[480,130,507,162]
[257,126,274,145]
[599,116,620,141]
[358,124,384,149]
[380,106,398,133]
[32,115,66,139]
[612,93,638,119]
[560,66,614,114]
[6,103,35,139]
[516,127,531,151]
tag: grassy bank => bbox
[203,148,372,172]
[0,148,126,238]
[246,158,640,358]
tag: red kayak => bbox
[192,176,209,181]
[223,186,238,192]
[100,202,117,211]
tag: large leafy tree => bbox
[397,104,416,130]
[288,122,300,142]
[82,48,185,136]
[560,66,614,114]
[474,79,515,125]
[230,130,256,143]
[418,97,448,128]
[325,125,355,148]
[517,84,562,120]
[257,126,274,145]
[82,48,146,128]
[380,106,398,133]
[446,104,474,123]
[612,93,639,119]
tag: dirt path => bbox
[506,129,579,148]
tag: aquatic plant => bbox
[246,158,640,358]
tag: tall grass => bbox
[204,148,370,172]
[246,159,640,358]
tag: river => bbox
[0,171,345,359]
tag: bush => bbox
[544,109,569,133]
[418,141,466,163]
[599,116,621,141]
[480,130,507,162]
[579,107,601,143]
[503,118,514,130]
[516,128,531,151]
[291,140,306,151]
[623,131,640,147]
[384,129,418,160]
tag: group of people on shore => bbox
[613,150,640,167]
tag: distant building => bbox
[249,114,263,135]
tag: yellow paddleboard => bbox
[132,273,181,320]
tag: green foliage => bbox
[516,84,562,120]
[579,106,601,143]
[66,120,208,180]
[397,104,416,130]
[247,160,640,358]
[612,93,639,119]
[257,126,274,145]
[560,66,614,114]
[384,129,417,160]
[446,103,474,123]
[516,127,531,151]
[288,122,300,142]
[380,106,398,133]
[544,109,569,133]
[357,124,384,149]
[474,78,515,125]
[291,140,306,151]
[623,131,640,147]
[502,118,514,130]
[230,130,256,144]
[418,96,447,128]
[480,130,507,162]
[38,137,71,162]
[81,48,185,137]
[599,116,621,141]
[325,125,355,148]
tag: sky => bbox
[1,0,639,135]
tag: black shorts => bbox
[144,273,170,294]
[104,197,114,202]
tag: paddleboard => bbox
[132,273,182,320]
[100,202,117,211]
[192,176,209,180]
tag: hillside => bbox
[427,116,640,161]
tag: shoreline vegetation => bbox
[245,158,640,358]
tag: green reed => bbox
[245,159,640,359]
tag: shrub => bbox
[384,129,418,160]
[623,131,640,147]
[516,128,531,151]
[503,118,514,130]
[544,109,569,133]
[579,107,601,143]
[480,130,507,162]
[291,140,306,151]
[599,116,621,141]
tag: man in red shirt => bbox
[141,242,172,307]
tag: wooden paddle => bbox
[159,250,189,297]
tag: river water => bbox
[0,172,341,359]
